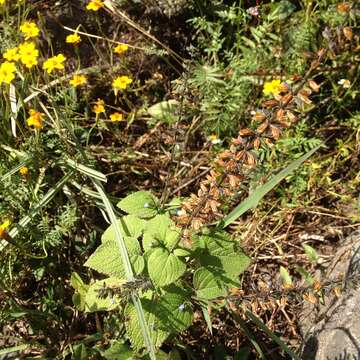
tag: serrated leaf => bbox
[143,215,180,251]
[279,266,292,286]
[302,244,318,263]
[201,254,250,277]
[84,237,144,278]
[84,277,123,312]
[102,215,146,241]
[148,248,186,287]
[173,248,192,257]
[125,292,169,351]
[154,292,193,333]
[117,191,159,218]
[194,232,250,276]
[193,267,227,300]
[102,341,133,360]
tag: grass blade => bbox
[91,180,157,360]
[221,144,321,228]
[0,344,29,355]
[245,310,301,360]
[0,171,75,251]
[65,158,107,183]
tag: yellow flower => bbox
[338,79,350,89]
[93,98,105,114]
[209,134,221,145]
[86,0,104,11]
[43,54,66,74]
[0,219,11,238]
[263,79,282,96]
[66,33,81,45]
[0,61,16,84]
[0,0,6,5]
[18,42,39,69]
[19,166,29,175]
[3,47,20,62]
[110,112,123,122]
[20,21,40,40]
[112,75,132,94]
[69,74,87,87]
[27,109,44,129]
[114,43,129,55]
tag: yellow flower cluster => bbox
[19,166,29,175]
[69,74,87,87]
[27,109,44,129]
[0,62,16,84]
[114,44,129,55]
[263,79,282,96]
[2,42,39,72]
[112,75,132,95]
[66,33,81,45]
[43,54,66,74]
[18,42,39,68]
[110,112,123,122]
[93,99,105,114]
[0,220,11,238]
[86,0,104,11]
[20,21,40,40]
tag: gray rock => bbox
[301,231,360,360]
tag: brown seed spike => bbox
[303,293,317,304]
[333,287,342,298]
[270,125,281,140]
[239,128,253,136]
[337,3,350,13]
[257,121,268,134]
[246,151,257,166]
[253,137,261,149]
[297,91,312,105]
[281,93,293,106]
[309,80,320,92]
[313,280,322,291]
[276,108,285,121]
[286,111,297,123]
[252,112,266,121]
[262,99,278,108]
[343,27,353,41]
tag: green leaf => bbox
[84,277,123,312]
[148,248,186,287]
[193,267,227,300]
[117,191,159,218]
[221,145,321,228]
[147,100,180,124]
[84,237,144,278]
[102,341,133,360]
[154,293,193,333]
[143,215,180,251]
[173,248,192,257]
[125,291,169,351]
[201,305,213,335]
[295,266,314,285]
[102,215,146,241]
[279,266,292,286]
[72,343,88,360]
[194,232,250,277]
[71,272,90,311]
[302,244,318,263]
